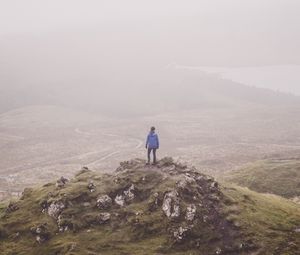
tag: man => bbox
[145,126,159,165]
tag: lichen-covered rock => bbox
[97,195,112,209]
[98,212,111,224]
[185,204,197,221]
[124,184,135,202]
[114,194,125,207]
[36,235,45,244]
[173,226,189,242]
[162,190,180,219]
[114,184,135,207]
[47,201,65,219]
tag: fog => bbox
[1,0,300,115]
[1,0,300,201]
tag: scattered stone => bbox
[98,212,111,224]
[185,204,197,221]
[57,214,71,232]
[31,224,50,243]
[114,184,135,207]
[12,232,20,240]
[36,235,45,244]
[5,202,19,213]
[83,202,91,207]
[203,215,208,223]
[97,195,112,209]
[56,176,69,188]
[124,184,135,202]
[48,201,65,219]
[173,226,189,242]
[40,200,48,212]
[162,190,180,219]
[215,247,222,254]
[88,180,96,192]
[114,194,125,207]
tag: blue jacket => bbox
[146,131,159,149]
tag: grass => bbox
[1,159,300,255]
[223,159,300,198]
[222,184,300,255]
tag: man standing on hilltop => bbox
[145,126,159,165]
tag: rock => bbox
[173,226,189,242]
[56,176,69,188]
[57,215,71,232]
[114,184,135,207]
[124,184,135,202]
[98,213,111,224]
[208,194,220,202]
[176,179,188,189]
[97,195,112,209]
[40,200,48,211]
[88,180,96,192]
[114,194,125,207]
[294,227,300,233]
[215,247,222,254]
[48,201,65,219]
[12,232,20,240]
[36,235,46,244]
[148,192,160,211]
[31,224,50,243]
[185,204,197,221]
[5,202,19,213]
[162,190,180,219]
[83,202,91,207]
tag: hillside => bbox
[0,158,299,255]
[223,159,300,199]
[1,68,300,116]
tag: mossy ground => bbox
[222,185,300,255]
[0,158,300,255]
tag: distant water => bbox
[176,65,300,96]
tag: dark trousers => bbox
[147,148,157,164]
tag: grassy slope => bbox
[222,185,300,255]
[0,160,300,255]
[223,159,300,198]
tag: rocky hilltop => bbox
[0,158,300,255]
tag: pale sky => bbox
[1,0,300,96]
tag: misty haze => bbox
[0,1,300,254]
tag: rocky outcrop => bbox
[162,190,180,219]
[47,201,65,219]
[0,157,261,255]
